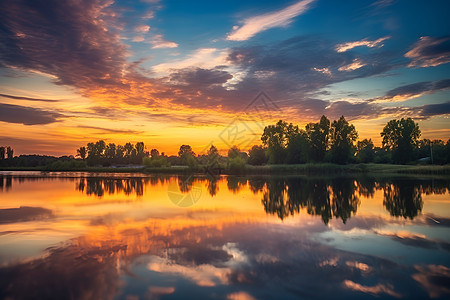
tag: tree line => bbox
[1,116,449,169]
[256,115,449,165]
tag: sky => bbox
[0,0,449,156]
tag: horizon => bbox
[1,0,450,157]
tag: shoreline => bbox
[1,163,449,177]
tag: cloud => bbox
[76,125,145,135]
[416,102,450,118]
[226,0,315,41]
[405,36,450,67]
[338,59,366,71]
[313,67,332,76]
[335,36,390,52]
[168,67,233,86]
[412,265,450,298]
[371,0,395,8]
[343,280,402,298]
[150,34,178,49]
[132,36,145,42]
[0,103,61,125]
[0,206,53,224]
[373,79,450,102]
[152,48,230,75]
[0,0,128,88]
[134,24,150,32]
[0,93,59,102]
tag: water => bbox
[0,171,449,299]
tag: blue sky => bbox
[0,0,449,155]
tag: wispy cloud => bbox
[0,93,60,102]
[372,79,450,102]
[134,24,150,33]
[338,59,366,71]
[226,0,315,41]
[150,34,178,49]
[405,36,450,68]
[0,103,61,125]
[335,36,390,52]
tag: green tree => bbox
[261,120,299,164]
[381,118,421,164]
[76,146,87,159]
[356,139,375,163]
[306,115,330,162]
[248,145,267,165]
[178,145,196,165]
[227,145,241,159]
[329,116,358,164]
[286,131,309,164]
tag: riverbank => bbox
[1,163,449,176]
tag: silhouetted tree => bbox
[76,146,87,160]
[0,147,5,160]
[247,145,267,165]
[286,131,309,164]
[150,149,159,158]
[329,116,358,164]
[105,143,116,159]
[356,139,375,163]
[261,120,299,164]
[6,146,13,159]
[381,118,421,164]
[306,115,330,162]
[178,145,196,168]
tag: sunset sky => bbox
[0,0,449,156]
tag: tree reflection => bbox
[258,177,440,223]
[206,175,219,197]
[227,176,247,194]
[178,175,194,193]
[383,180,423,219]
[330,179,359,224]
[77,177,146,196]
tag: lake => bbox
[0,171,449,299]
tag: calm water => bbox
[0,171,449,300]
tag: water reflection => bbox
[0,173,449,299]
[259,177,448,224]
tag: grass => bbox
[1,163,449,176]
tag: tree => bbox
[306,115,330,162]
[178,145,196,165]
[124,142,134,158]
[116,145,125,160]
[105,143,116,159]
[356,139,374,163]
[76,146,87,159]
[135,142,145,156]
[0,147,5,160]
[150,149,160,158]
[286,132,309,164]
[6,146,13,159]
[248,145,267,165]
[381,118,421,164]
[329,116,358,164]
[206,145,220,167]
[261,120,299,164]
[227,145,241,159]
